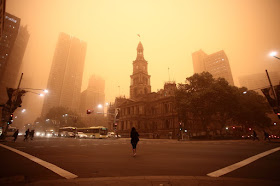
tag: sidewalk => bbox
[28,176,280,186]
[1,176,278,186]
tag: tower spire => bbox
[130,41,151,99]
[136,41,144,60]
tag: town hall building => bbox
[107,42,180,139]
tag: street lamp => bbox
[21,88,49,96]
[269,51,280,60]
[242,86,270,94]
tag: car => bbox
[107,132,121,138]
[76,132,87,138]
[242,134,252,139]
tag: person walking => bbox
[12,129,19,142]
[264,130,270,141]
[252,130,259,141]
[130,127,139,157]
[30,129,35,140]
[24,129,30,141]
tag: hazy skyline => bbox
[6,0,280,114]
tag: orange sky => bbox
[6,0,280,122]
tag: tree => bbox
[175,72,218,136]
[233,87,272,130]
[175,72,272,138]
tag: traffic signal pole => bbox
[0,73,23,140]
[265,70,278,105]
[265,70,280,118]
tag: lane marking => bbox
[207,147,280,177]
[0,144,78,179]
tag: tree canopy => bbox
[175,72,272,136]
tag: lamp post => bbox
[269,51,280,60]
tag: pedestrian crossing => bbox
[4,139,262,150]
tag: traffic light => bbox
[278,113,280,119]
[8,113,13,125]
[179,122,182,131]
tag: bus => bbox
[58,127,77,137]
[76,126,108,139]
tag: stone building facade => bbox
[108,42,180,138]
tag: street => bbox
[0,136,280,185]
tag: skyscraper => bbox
[192,49,234,86]
[79,75,105,114]
[42,33,87,116]
[0,13,20,83]
[0,0,6,39]
[0,13,29,105]
[130,41,151,99]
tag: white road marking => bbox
[0,144,78,179]
[207,147,280,177]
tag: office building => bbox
[42,33,87,116]
[0,0,6,39]
[192,49,234,86]
[79,75,105,114]
[0,13,28,105]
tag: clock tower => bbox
[130,42,151,99]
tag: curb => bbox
[27,176,280,186]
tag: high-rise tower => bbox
[0,13,20,83]
[130,42,151,99]
[0,0,6,39]
[0,13,29,105]
[79,75,105,114]
[42,33,87,116]
[192,49,234,86]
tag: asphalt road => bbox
[0,136,279,184]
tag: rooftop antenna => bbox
[118,86,120,96]
[168,67,170,82]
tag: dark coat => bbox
[130,131,139,143]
